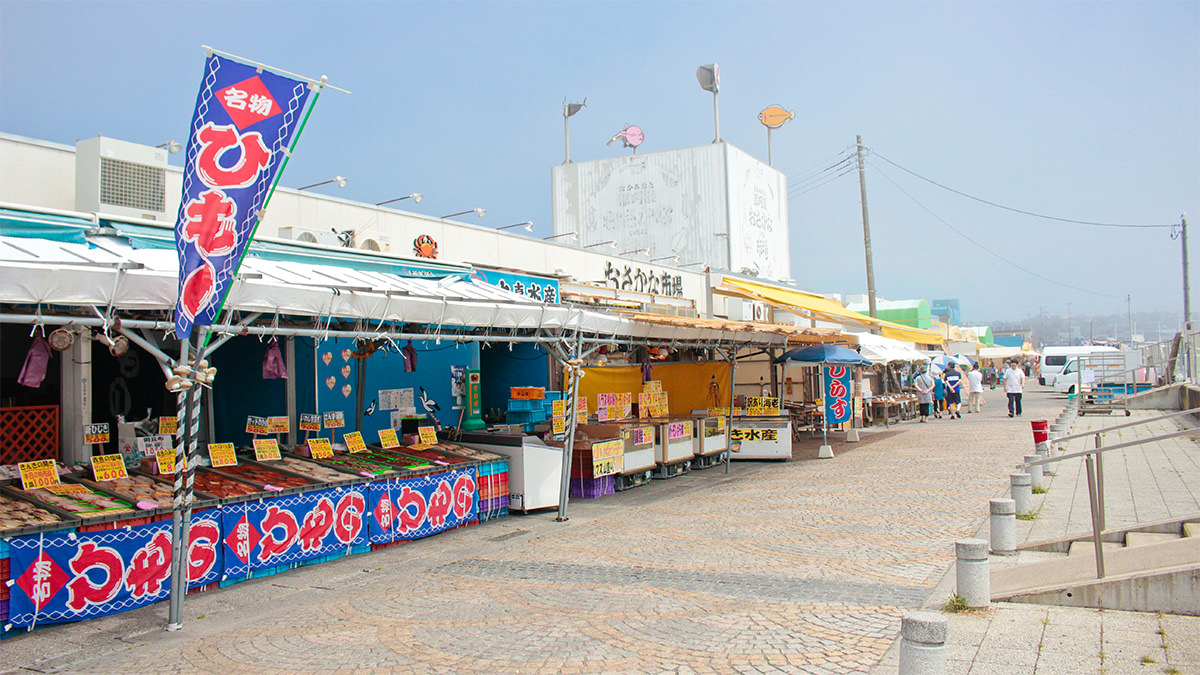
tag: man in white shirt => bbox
[1004,360,1026,417]
[967,364,985,413]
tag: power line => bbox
[868,149,1174,229]
[868,160,1124,299]
[787,154,856,193]
[786,145,856,185]
[787,163,857,199]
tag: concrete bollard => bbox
[898,611,947,675]
[1024,455,1044,491]
[1035,440,1050,454]
[1010,472,1033,516]
[955,538,990,608]
[989,498,1016,555]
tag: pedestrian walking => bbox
[943,362,964,419]
[913,365,935,422]
[1005,360,1026,417]
[967,363,984,413]
[933,371,945,418]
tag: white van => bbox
[1039,345,1119,386]
[1052,352,1141,394]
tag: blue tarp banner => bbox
[220,486,367,578]
[6,510,222,627]
[366,468,478,544]
[173,53,313,338]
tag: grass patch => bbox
[1164,667,1180,674]
[942,594,969,613]
[1017,512,1039,521]
[1141,656,1158,664]
[1032,486,1047,494]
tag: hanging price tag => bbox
[576,397,588,425]
[378,428,400,449]
[158,416,179,435]
[552,399,568,417]
[19,459,60,490]
[83,423,110,444]
[418,426,438,445]
[245,416,269,435]
[307,438,334,459]
[90,454,128,481]
[207,442,238,468]
[323,411,345,429]
[552,416,566,434]
[344,431,368,453]
[253,438,281,462]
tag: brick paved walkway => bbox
[2,386,1188,674]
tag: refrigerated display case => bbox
[727,415,792,460]
[457,431,562,512]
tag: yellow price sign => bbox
[307,438,334,459]
[19,459,60,490]
[158,416,179,435]
[378,428,400,449]
[156,446,181,474]
[552,416,566,434]
[207,442,238,468]
[90,453,128,482]
[418,426,438,445]
[253,438,281,462]
[267,416,290,434]
[552,399,568,417]
[344,431,368,453]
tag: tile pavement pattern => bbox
[2,387,1196,674]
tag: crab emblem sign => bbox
[173,53,316,339]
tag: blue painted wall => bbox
[479,342,550,417]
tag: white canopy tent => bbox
[850,332,929,364]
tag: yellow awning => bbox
[716,277,943,346]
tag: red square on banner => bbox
[224,514,261,563]
[217,76,281,130]
[16,551,69,610]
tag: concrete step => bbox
[1067,540,1122,557]
[993,536,1200,615]
[1125,532,1179,547]
[1184,522,1200,538]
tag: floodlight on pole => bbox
[376,193,423,206]
[156,140,183,154]
[584,240,617,249]
[498,221,534,232]
[543,231,578,241]
[696,63,720,143]
[563,98,586,164]
[298,176,349,190]
[442,208,486,219]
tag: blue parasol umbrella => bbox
[772,343,873,366]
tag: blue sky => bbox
[1,1,1196,323]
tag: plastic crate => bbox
[0,538,8,559]
[371,540,409,552]
[569,476,614,499]
[348,543,371,556]
[507,399,541,412]
[478,507,509,523]
[543,390,566,401]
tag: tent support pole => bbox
[726,347,738,474]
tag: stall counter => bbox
[457,431,562,512]
[728,415,792,460]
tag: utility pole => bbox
[1039,307,1045,349]
[1127,295,1134,345]
[1067,302,1072,345]
[856,135,877,318]
[1181,214,1192,332]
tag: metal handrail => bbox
[1049,406,1200,444]
[1021,420,1200,580]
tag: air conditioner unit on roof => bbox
[75,137,170,221]
[277,226,342,247]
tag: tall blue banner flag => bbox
[173,53,313,338]
[824,365,853,425]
